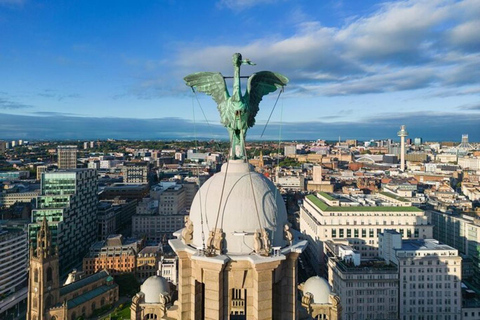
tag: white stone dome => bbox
[189,160,287,255]
[140,276,170,304]
[303,276,331,304]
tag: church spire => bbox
[36,215,53,259]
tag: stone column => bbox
[251,263,275,320]
[177,251,195,319]
[202,262,226,320]
[282,252,300,319]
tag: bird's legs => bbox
[228,128,245,160]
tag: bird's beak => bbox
[242,59,256,66]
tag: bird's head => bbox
[232,53,256,67]
[232,53,242,67]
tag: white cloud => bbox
[168,0,480,98]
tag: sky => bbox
[0,0,479,142]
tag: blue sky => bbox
[0,0,479,141]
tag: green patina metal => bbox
[184,53,288,159]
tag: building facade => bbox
[300,192,433,275]
[136,246,163,282]
[122,161,149,184]
[379,231,462,320]
[0,227,28,316]
[57,145,77,170]
[83,235,143,276]
[427,210,480,287]
[30,169,98,276]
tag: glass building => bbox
[29,169,98,276]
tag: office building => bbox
[132,183,187,242]
[299,192,432,275]
[0,226,28,317]
[57,145,77,169]
[379,231,462,320]
[100,183,149,201]
[97,202,116,241]
[30,169,98,276]
[83,235,143,276]
[0,189,39,209]
[428,211,480,287]
[122,161,149,184]
[136,245,163,282]
[327,241,399,320]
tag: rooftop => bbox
[60,270,109,297]
[306,194,422,213]
[334,258,398,274]
[400,239,456,252]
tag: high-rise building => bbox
[57,145,77,169]
[30,169,98,275]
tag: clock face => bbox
[34,287,38,292]
[48,286,51,291]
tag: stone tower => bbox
[169,160,307,320]
[27,216,60,320]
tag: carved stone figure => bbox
[284,223,293,246]
[181,216,194,245]
[184,53,288,159]
[253,230,262,254]
[206,228,225,256]
[261,228,271,256]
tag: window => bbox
[46,267,53,282]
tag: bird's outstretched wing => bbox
[246,71,288,127]
[184,72,229,122]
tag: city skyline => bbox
[1,0,479,140]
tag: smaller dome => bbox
[140,276,170,304]
[303,276,331,304]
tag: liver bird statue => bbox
[184,53,288,159]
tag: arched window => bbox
[100,297,105,306]
[70,312,76,320]
[91,302,96,312]
[34,268,39,282]
[46,267,53,282]
[33,298,37,309]
[51,316,57,320]
[81,306,86,316]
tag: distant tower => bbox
[57,145,77,169]
[458,134,473,150]
[27,216,60,320]
[397,125,408,171]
